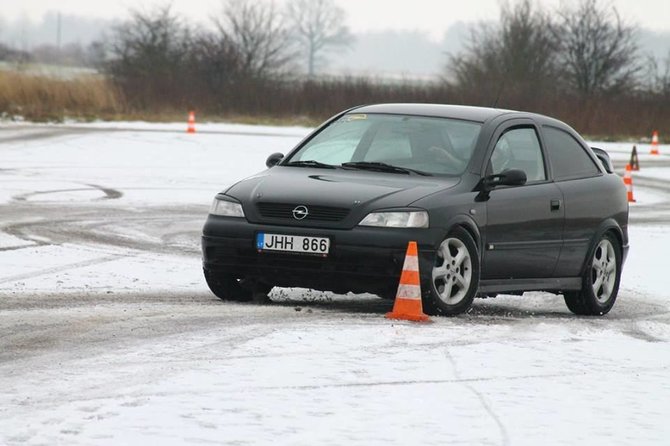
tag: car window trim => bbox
[282,106,359,165]
[481,120,551,186]
[294,113,482,177]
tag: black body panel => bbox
[225,167,459,230]
[202,104,629,297]
[202,216,446,297]
[483,182,564,279]
[553,174,629,277]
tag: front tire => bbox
[423,227,480,316]
[203,269,252,302]
[564,233,621,316]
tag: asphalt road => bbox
[1,126,669,445]
[1,125,669,357]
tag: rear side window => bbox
[543,126,600,181]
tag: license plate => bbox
[256,233,330,255]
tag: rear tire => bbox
[423,227,480,316]
[564,232,621,316]
[203,269,252,302]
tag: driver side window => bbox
[490,127,546,183]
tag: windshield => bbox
[287,113,482,175]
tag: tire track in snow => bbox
[256,371,572,390]
[444,348,511,446]
[3,210,203,256]
[634,176,670,192]
[0,255,124,285]
[0,128,91,144]
[0,124,306,141]
[623,327,665,343]
[613,158,670,169]
[622,172,670,225]
[12,183,123,202]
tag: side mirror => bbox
[476,168,527,201]
[266,152,284,168]
[487,168,527,188]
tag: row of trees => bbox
[110,0,351,80]
[446,0,670,134]
[0,43,30,63]
[450,0,645,100]
[2,0,667,135]
[106,0,354,110]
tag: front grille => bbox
[257,202,350,222]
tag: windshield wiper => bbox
[341,161,432,176]
[284,160,337,169]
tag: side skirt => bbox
[478,277,582,294]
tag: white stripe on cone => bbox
[396,284,421,300]
[403,256,419,271]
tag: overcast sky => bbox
[3,0,670,40]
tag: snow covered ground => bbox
[1,122,669,445]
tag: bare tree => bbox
[286,0,354,77]
[554,0,639,97]
[449,1,557,101]
[643,51,670,97]
[85,40,108,69]
[107,6,193,107]
[658,54,670,97]
[216,0,293,79]
[0,43,31,63]
[109,6,190,79]
[190,32,243,91]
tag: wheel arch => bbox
[443,214,482,254]
[423,214,482,316]
[580,218,625,276]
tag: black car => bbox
[202,104,628,316]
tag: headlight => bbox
[209,197,245,217]
[359,211,429,228]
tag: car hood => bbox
[223,167,460,227]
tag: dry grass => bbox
[0,71,124,121]
[0,70,318,126]
[1,69,667,139]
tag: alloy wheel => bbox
[432,237,472,305]
[591,238,617,303]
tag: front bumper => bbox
[202,215,444,296]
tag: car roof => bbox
[351,103,518,122]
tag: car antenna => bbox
[492,78,506,109]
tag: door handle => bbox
[551,199,561,211]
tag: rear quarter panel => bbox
[553,174,628,277]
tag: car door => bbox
[482,122,565,280]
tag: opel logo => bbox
[292,205,309,220]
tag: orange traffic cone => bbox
[629,145,640,171]
[385,241,430,322]
[623,164,636,203]
[187,111,196,134]
[650,130,659,155]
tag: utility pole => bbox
[57,12,62,51]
